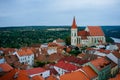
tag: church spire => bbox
[71,16,77,29]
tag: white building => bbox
[71,17,106,47]
[13,48,34,66]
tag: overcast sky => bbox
[0,0,120,27]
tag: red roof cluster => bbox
[91,57,110,71]
[87,26,104,36]
[26,67,46,75]
[78,31,89,39]
[0,63,13,72]
[97,49,111,54]
[60,56,89,65]
[17,48,33,56]
[55,61,78,71]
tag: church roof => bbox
[78,31,90,39]
[87,26,104,36]
[71,17,77,29]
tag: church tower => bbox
[71,17,78,46]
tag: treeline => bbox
[0,26,117,48]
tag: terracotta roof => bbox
[71,17,77,29]
[87,26,104,36]
[48,42,59,47]
[0,63,13,72]
[78,31,89,39]
[32,75,44,80]
[60,71,90,80]
[0,69,29,80]
[81,66,97,79]
[55,61,78,71]
[109,73,120,80]
[90,57,110,71]
[17,48,33,56]
[112,51,120,58]
[97,49,110,54]
[5,55,19,64]
[46,75,57,80]
[26,67,46,75]
[77,53,98,61]
[44,64,58,75]
[59,56,89,65]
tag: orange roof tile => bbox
[60,71,90,80]
[46,75,57,80]
[0,63,13,72]
[78,31,89,39]
[26,67,46,75]
[32,75,44,80]
[87,26,104,36]
[0,69,29,80]
[17,48,33,56]
[55,61,78,71]
[71,17,77,29]
[90,57,110,71]
[81,66,97,79]
[97,49,110,54]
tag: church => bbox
[71,17,106,47]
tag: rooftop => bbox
[60,71,90,80]
[90,57,110,71]
[26,67,46,75]
[87,26,104,36]
[0,63,13,72]
[55,61,78,71]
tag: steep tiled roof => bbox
[60,56,89,65]
[60,71,90,80]
[90,57,110,71]
[26,67,46,75]
[87,26,104,36]
[81,66,97,79]
[0,63,13,72]
[46,75,57,80]
[32,75,44,80]
[97,49,110,54]
[112,51,120,58]
[17,48,33,56]
[0,69,29,80]
[55,61,78,71]
[71,17,77,29]
[78,31,89,39]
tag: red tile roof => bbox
[46,75,57,80]
[81,66,97,79]
[60,56,89,65]
[112,51,120,58]
[55,61,78,71]
[17,48,33,56]
[32,75,44,80]
[78,31,89,39]
[26,67,46,75]
[0,69,29,80]
[90,57,110,71]
[0,63,13,72]
[71,17,77,29]
[97,49,110,54]
[60,71,90,80]
[87,26,104,36]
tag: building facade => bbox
[71,17,106,47]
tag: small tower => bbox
[71,17,78,46]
